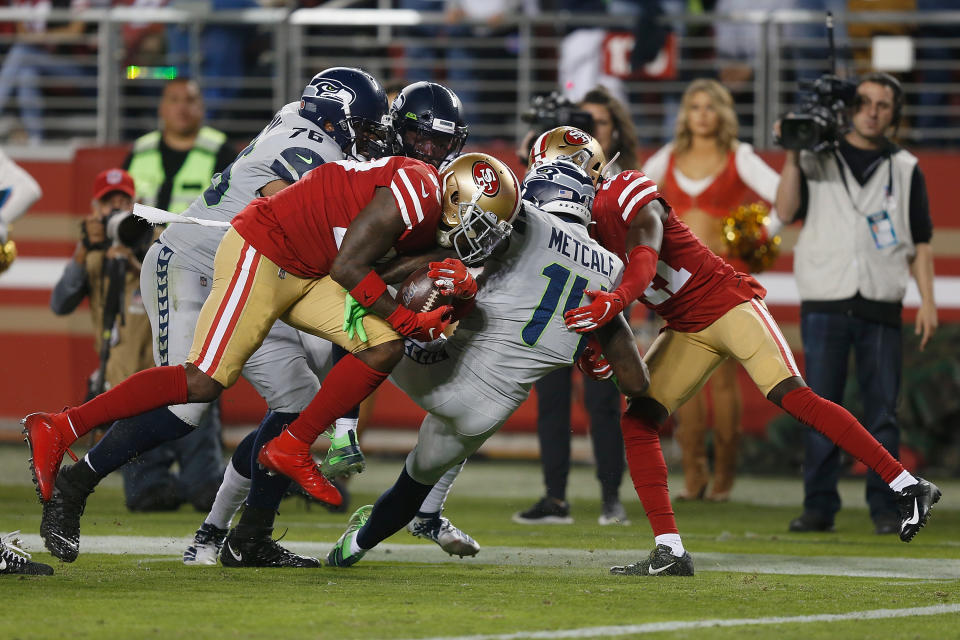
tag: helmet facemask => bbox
[342,113,394,161]
[437,190,512,266]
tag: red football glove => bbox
[428,257,477,299]
[577,343,613,381]
[564,289,627,333]
[386,304,455,342]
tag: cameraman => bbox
[51,169,153,387]
[775,72,938,535]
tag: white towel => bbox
[134,204,232,228]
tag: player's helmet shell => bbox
[521,159,596,225]
[438,152,521,265]
[391,82,468,169]
[299,67,392,160]
[527,126,606,186]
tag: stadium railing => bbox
[0,8,958,148]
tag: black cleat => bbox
[40,466,91,563]
[512,496,573,525]
[0,531,53,575]
[788,511,835,533]
[897,478,942,543]
[219,528,321,568]
[610,544,694,577]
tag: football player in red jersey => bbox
[23,152,521,514]
[530,127,941,576]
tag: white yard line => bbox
[397,604,960,640]
[15,534,960,580]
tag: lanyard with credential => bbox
[832,149,894,217]
[833,150,898,249]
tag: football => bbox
[397,265,453,313]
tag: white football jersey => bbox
[160,102,344,273]
[444,205,624,406]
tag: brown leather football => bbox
[397,265,453,313]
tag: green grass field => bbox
[2,444,959,640]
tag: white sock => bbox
[204,464,251,530]
[889,470,918,493]
[655,533,685,557]
[418,460,465,516]
[349,531,367,555]
[333,417,359,440]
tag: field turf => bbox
[1,445,958,639]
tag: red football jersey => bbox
[592,170,766,332]
[232,156,442,278]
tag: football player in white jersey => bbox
[37,70,476,568]
[327,159,651,567]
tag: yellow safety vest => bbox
[127,126,227,214]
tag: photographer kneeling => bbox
[775,72,938,535]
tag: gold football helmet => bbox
[527,126,606,185]
[438,152,521,265]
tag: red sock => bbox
[67,365,188,437]
[287,354,389,444]
[621,411,678,536]
[781,387,904,483]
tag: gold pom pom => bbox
[721,202,780,273]
[0,240,16,275]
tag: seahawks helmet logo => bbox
[472,161,501,196]
[304,79,357,106]
[563,129,592,145]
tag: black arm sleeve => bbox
[213,142,236,175]
[909,165,933,244]
[793,172,810,222]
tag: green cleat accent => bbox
[327,504,373,567]
[321,429,365,479]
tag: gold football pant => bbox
[187,227,399,387]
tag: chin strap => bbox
[600,152,621,181]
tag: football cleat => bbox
[22,411,80,502]
[327,504,372,568]
[183,522,229,566]
[598,499,631,526]
[219,528,320,568]
[257,430,342,508]
[407,514,480,557]
[40,467,91,563]
[512,496,573,525]
[610,544,695,577]
[897,477,942,543]
[321,429,365,479]
[0,531,54,576]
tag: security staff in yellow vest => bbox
[775,72,938,536]
[124,78,234,213]
[118,79,232,511]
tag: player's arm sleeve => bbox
[50,260,90,315]
[0,154,42,227]
[909,165,932,244]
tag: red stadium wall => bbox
[2,144,958,438]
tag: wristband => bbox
[349,270,388,308]
[615,244,659,303]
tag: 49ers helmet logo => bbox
[472,161,500,196]
[563,129,592,145]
